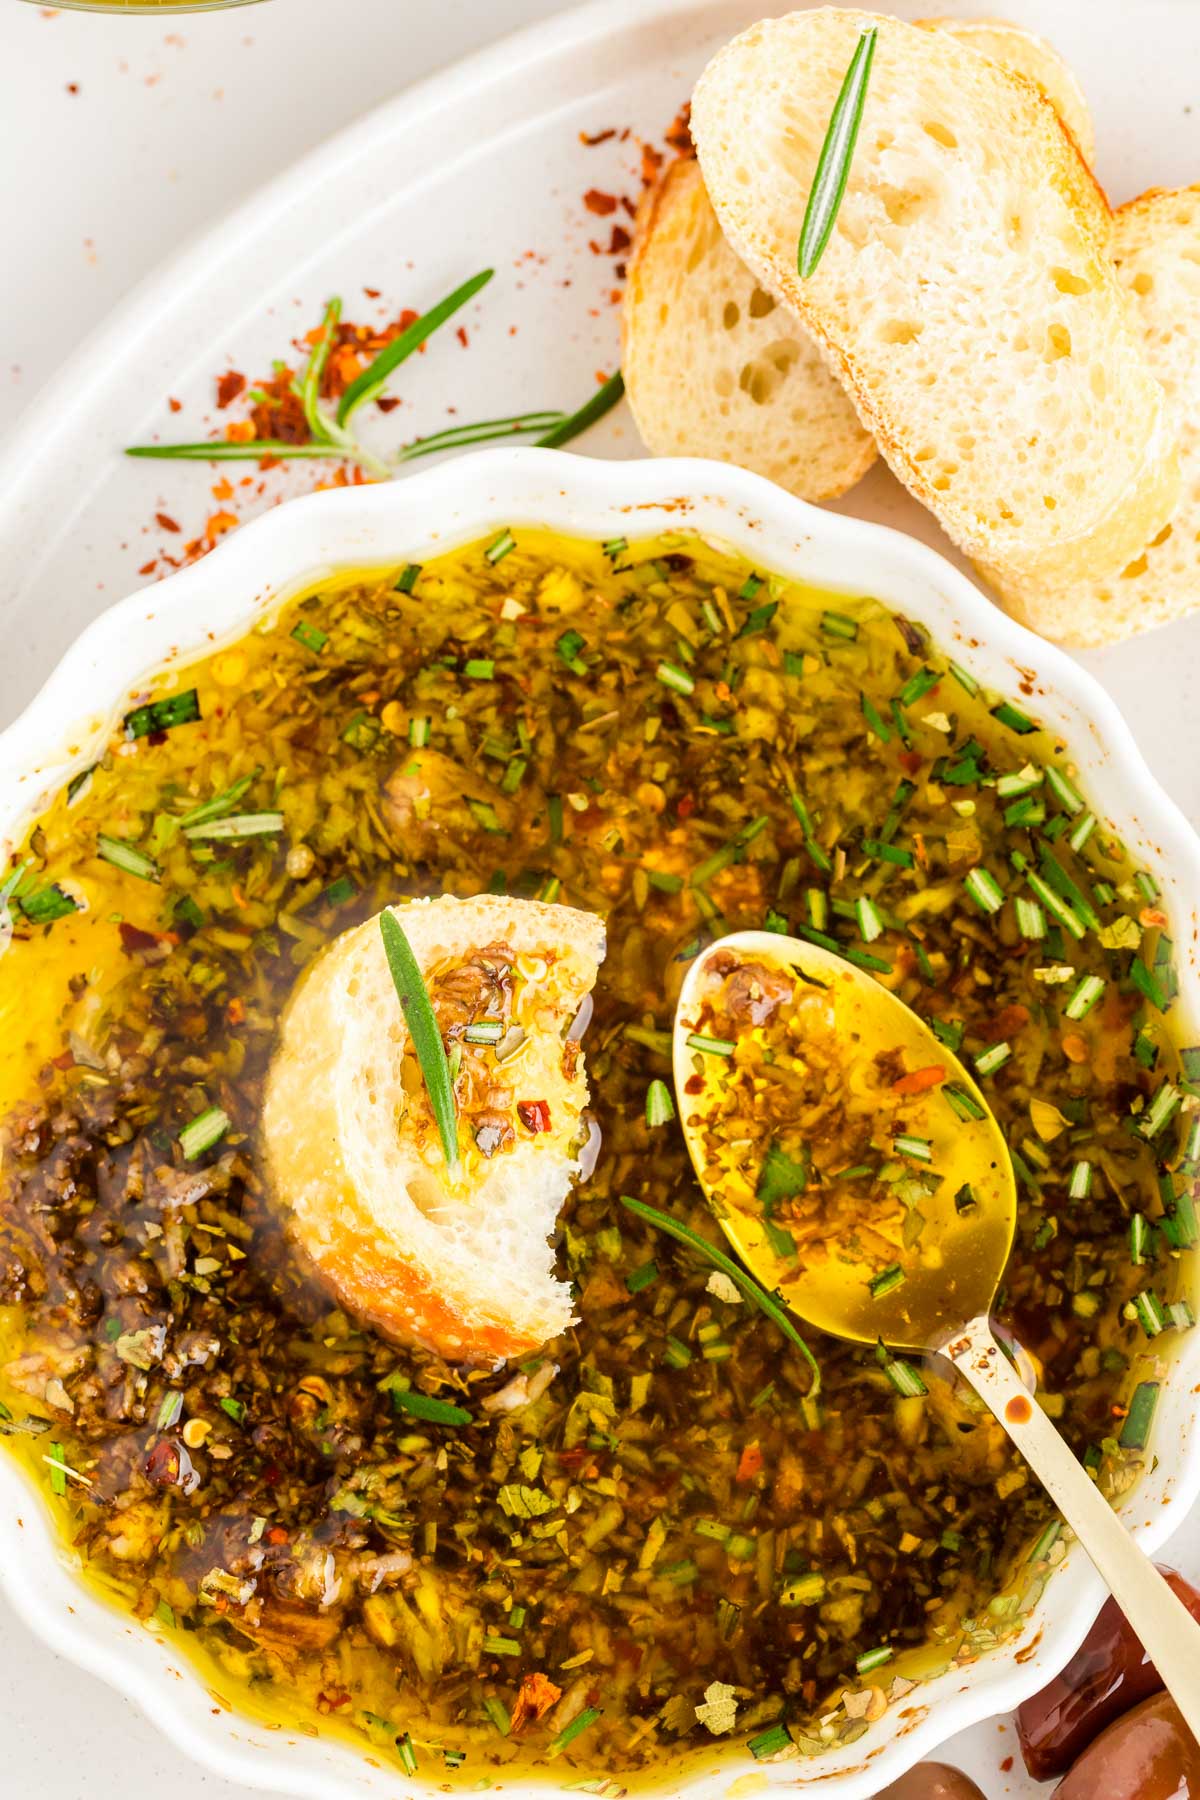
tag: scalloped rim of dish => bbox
[1,447,1199,1800]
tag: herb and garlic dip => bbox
[0,529,1195,1783]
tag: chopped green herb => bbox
[391,1387,473,1426]
[291,619,328,654]
[484,528,516,565]
[645,1079,675,1127]
[124,688,201,741]
[97,834,159,883]
[178,1106,229,1161]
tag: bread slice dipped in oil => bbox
[690,8,1177,606]
[623,15,1096,505]
[263,894,605,1364]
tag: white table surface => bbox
[5,4,1200,1798]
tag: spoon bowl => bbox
[672,929,1016,1352]
[672,927,1200,1746]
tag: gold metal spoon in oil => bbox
[674,929,1200,1733]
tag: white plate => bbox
[4,2,1200,1794]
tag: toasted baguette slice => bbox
[691,8,1177,603]
[623,15,1093,508]
[996,187,1200,644]
[623,156,876,502]
[263,895,605,1364]
[923,18,1095,163]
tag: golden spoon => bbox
[673,929,1200,1734]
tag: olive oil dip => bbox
[0,528,1194,1783]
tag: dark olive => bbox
[874,1761,987,1800]
[1017,1567,1200,1779]
[1052,1692,1200,1799]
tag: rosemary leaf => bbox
[797,26,878,278]
[536,369,625,448]
[619,1195,821,1414]
[338,269,494,424]
[378,909,459,1172]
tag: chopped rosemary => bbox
[124,688,201,741]
[1119,1380,1159,1450]
[645,1079,675,1127]
[97,834,159,882]
[484,528,516,565]
[390,1388,472,1426]
[178,1106,229,1161]
[546,1705,602,1760]
[868,1264,905,1299]
[964,867,1005,915]
[656,660,695,696]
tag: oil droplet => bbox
[1006,1394,1033,1425]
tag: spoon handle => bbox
[943,1312,1200,1744]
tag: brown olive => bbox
[1052,1692,1200,1799]
[1017,1567,1200,1779]
[875,1762,986,1800]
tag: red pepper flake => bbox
[899,749,924,775]
[609,224,632,255]
[119,921,171,962]
[984,1002,1030,1044]
[583,188,618,216]
[735,1443,764,1484]
[892,1065,945,1096]
[225,419,256,444]
[579,127,616,147]
[665,104,693,155]
[375,395,401,413]
[167,396,182,413]
[155,511,180,533]
[511,1672,563,1732]
[227,997,246,1026]
[999,1758,1013,1774]
[138,560,158,576]
[362,286,381,298]
[145,1439,182,1487]
[216,370,246,409]
[517,1099,551,1134]
[206,510,239,540]
[456,325,469,348]
[640,142,663,186]
[676,793,696,819]
[266,1525,289,1544]
[66,82,79,94]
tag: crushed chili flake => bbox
[511,1671,563,1731]
[375,396,401,413]
[583,188,618,217]
[155,512,180,534]
[517,1099,552,1134]
[216,370,246,410]
[579,127,616,147]
[167,397,182,412]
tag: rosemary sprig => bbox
[797,25,878,278]
[301,296,341,437]
[379,909,459,1173]
[126,272,624,480]
[620,1195,821,1419]
[536,369,625,448]
[126,440,348,463]
[337,269,494,424]
[396,410,566,463]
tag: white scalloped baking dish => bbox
[1,448,1198,1799]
